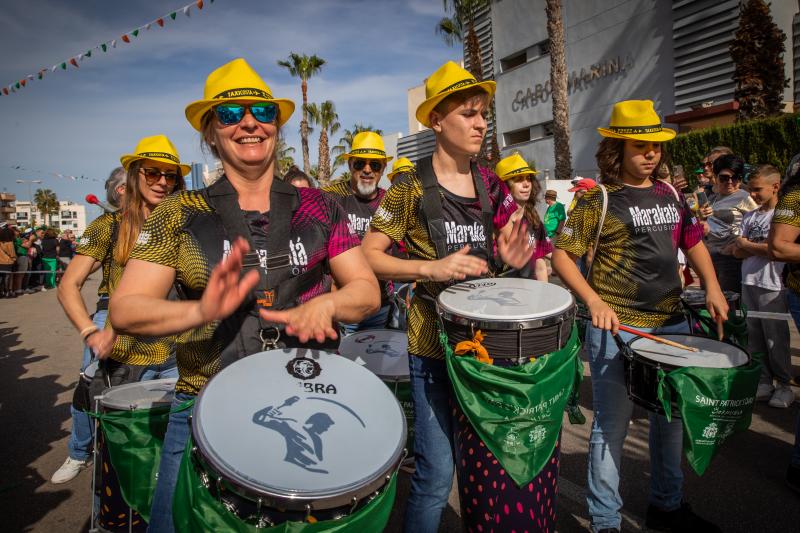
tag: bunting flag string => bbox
[5,164,101,182]
[1,0,214,98]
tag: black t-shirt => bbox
[41,238,58,259]
[58,238,74,258]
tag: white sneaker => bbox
[50,457,91,484]
[768,385,796,408]
[756,382,775,401]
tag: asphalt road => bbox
[0,275,798,532]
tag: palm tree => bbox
[306,100,341,187]
[436,0,499,163]
[546,0,572,180]
[331,124,384,170]
[277,53,326,174]
[275,138,297,177]
[34,188,59,226]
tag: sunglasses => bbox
[352,159,384,172]
[717,173,739,183]
[140,167,180,187]
[702,161,713,168]
[213,102,278,125]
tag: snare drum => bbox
[437,278,575,360]
[96,378,176,531]
[189,349,405,527]
[623,334,750,416]
[681,288,740,311]
[339,329,414,456]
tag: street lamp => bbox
[16,179,42,226]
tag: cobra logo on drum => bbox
[252,395,367,474]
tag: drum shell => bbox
[384,378,414,457]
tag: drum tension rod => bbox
[349,496,359,514]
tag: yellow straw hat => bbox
[415,61,496,128]
[387,157,415,181]
[597,100,676,142]
[119,134,191,177]
[341,131,393,162]
[495,153,538,181]
[185,58,295,131]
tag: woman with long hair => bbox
[495,152,551,281]
[0,226,16,297]
[553,100,726,532]
[109,58,379,531]
[362,61,533,533]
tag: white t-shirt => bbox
[741,208,784,291]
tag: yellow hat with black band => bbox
[341,131,393,162]
[495,153,539,181]
[387,157,415,182]
[597,100,676,142]
[120,134,191,177]
[415,61,496,128]
[185,58,295,131]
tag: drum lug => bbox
[198,470,210,489]
[349,496,359,514]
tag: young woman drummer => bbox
[109,58,380,532]
[495,152,551,281]
[553,100,727,533]
[362,61,534,533]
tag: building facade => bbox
[14,200,88,236]
[0,193,15,224]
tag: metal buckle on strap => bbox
[260,327,281,351]
[242,252,262,269]
[265,253,292,271]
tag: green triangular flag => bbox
[170,12,177,20]
[61,62,67,70]
[101,43,107,52]
[85,50,92,58]
[15,82,20,89]
[132,29,139,37]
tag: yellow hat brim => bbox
[185,97,295,131]
[597,127,676,142]
[416,80,496,128]
[500,169,539,181]
[341,153,393,162]
[120,154,192,177]
[387,166,414,180]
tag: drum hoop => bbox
[438,305,575,331]
[627,333,751,370]
[98,378,177,411]
[191,357,406,511]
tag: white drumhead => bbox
[100,378,176,410]
[437,278,573,321]
[339,329,409,381]
[630,335,749,368]
[193,349,405,502]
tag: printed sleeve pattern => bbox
[555,188,601,257]
[678,192,704,251]
[774,186,800,227]
[76,212,114,262]
[129,193,187,268]
[319,191,360,259]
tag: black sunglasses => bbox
[140,167,180,186]
[717,173,739,183]
[352,159,384,172]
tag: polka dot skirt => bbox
[452,402,560,533]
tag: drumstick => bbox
[577,314,698,352]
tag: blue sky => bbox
[0,0,458,218]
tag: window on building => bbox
[531,121,554,141]
[61,210,71,219]
[72,211,78,218]
[500,51,527,72]
[503,127,532,146]
[537,39,550,56]
[73,223,79,228]
[16,212,28,220]
[52,221,60,228]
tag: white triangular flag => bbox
[183,5,191,16]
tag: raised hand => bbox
[197,238,260,323]
[498,218,534,270]
[419,245,489,282]
[259,296,339,344]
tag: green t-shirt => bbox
[544,201,566,238]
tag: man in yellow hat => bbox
[323,131,393,332]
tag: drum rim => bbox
[339,329,410,381]
[191,350,407,510]
[436,279,576,321]
[99,377,177,411]
[627,333,750,370]
[438,305,576,330]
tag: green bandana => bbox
[443,325,583,487]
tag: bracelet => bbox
[80,325,98,340]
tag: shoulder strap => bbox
[416,156,495,262]
[584,184,608,281]
[658,179,681,202]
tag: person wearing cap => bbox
[52,140,186,486]
[387,157,415,183]
[553,100,727,532]
[543,189,566,239]
[324,131,394,332]
[362,60,533,533]
[567,177,597,216]
[108,58,379,531]
[495,152,551,281]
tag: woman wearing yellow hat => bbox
[553,100,726,532]
[109,58,380,531]
[362,61,534,533]
[495,153,551,281]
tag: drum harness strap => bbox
[414,155,495,305]
[202,176,329,358]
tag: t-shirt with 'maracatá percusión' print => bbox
[556,180,703,327]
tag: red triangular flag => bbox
[197,0,204,9]
[2,88,8,95]
[157,18,164,27]
[20,79,26,87]
[122,34,130,43]
[70,57,79,68]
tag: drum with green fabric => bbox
[339,329,414,458]
[682,288,748,348]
